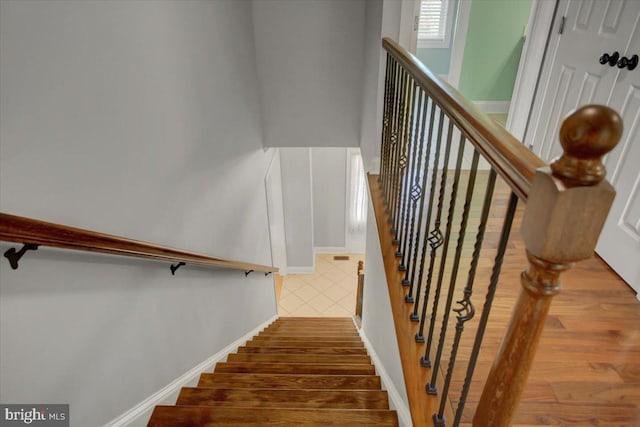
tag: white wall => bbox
[311,148,347,250]
[0,1,277,425]
[252,0,366,148]
[361,194,409,408]
[279,148,315,271]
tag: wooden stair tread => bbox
[214,362,375,375]
[176,388,389,409]
[227,353,371,364]
[148,317,398,426]
[148,406,399,426]
[237,346,368,355]
[246,340,364,348]
[258,329,360,338]
[253,335,362,341]
[198,373,382,389]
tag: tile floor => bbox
[278,253,365,317]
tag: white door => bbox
[526,0,640,296]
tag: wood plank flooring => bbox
[369,173,640,427]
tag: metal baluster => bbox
[384,60,401,205]
[405,100,438,299]
[422,127,465,370]
[453,191,519,426]
[400,90,428,285]
[434,165,497,427]
[395,80,417,251]
[413,114,452,328]
[379,54,393,190]
[388,69,407,225]
[390,71,410,233]
[427,146,478,396]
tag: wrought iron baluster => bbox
[400,90,428,283]
[390,71,411,234]
[379,54,393,191]
[453,191,519,426]
[413,114,451,328]
[394,80,417,251]
[427,146,478,396]
[384,60,401,206]
[421,126,465,370]
[388,69,407,226]
[405,100,438,299]
[434,166,497,427]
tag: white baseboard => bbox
[314,246,347,254]
[104,314,277,427]
[356,325,413,427]
[473,101,511,114]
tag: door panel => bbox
[526,0,640,296]
[599,12,640,295]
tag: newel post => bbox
[473,105,623,427]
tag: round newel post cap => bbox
[551,105,623,186]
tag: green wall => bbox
[459,0,532,101]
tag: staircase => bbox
[148,317,399,426]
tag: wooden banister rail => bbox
[382,38,544,201]
[0,212,278,274]
[379,37,622,427]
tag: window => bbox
[348,151,367,232]
[417,0,453,49]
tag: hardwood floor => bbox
[369,173,640,427]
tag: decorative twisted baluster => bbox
[474,105,622,427]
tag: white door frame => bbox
[264,149,288,276]
[448,0,472,89]
[506,0,559,140]
[447,0,557,137]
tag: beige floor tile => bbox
[307,294,335,312]
[289,303,321,317]
[323,303,353,317]
[279,293,304,312]
[324,284,351,303]
[278,253,365,317]
[293,284,320,302]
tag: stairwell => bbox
[148,317,399,426]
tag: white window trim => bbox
[417,0,455,49]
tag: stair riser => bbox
[226,353,371,364]
[176,388,389,409]
[253,335,362,341]
[148,406,399,426]
[237,346,368,355]
[246,340,365,348]
[215,362,375,375]
[197,373,382,389]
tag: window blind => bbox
[418,0,449,41]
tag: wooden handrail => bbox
[0,212,278,274]
[382,38,544,201]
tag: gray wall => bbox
[0,1,277,425]
[359,0,384,173]
[311,148,347,249]
[279,148,315,270]
[360,0,403,173]
[252,0,366,148]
